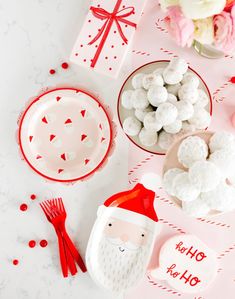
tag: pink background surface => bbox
[126,1,235,298]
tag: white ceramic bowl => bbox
[117,60,212,155]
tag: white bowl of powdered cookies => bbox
[118,59,212,155]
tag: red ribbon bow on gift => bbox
[88,0,137,68]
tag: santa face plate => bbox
[86,206,159,293]
[18,88,112,183]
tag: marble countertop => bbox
[0,1,130,298]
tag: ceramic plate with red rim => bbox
[117,60,213,155]
[18,88,113,183]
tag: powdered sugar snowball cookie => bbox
[181,121,196,133]
[181,73,200,88]
[153,67,164,76]
[209,149,235,177]
[167,93,177,104]
[121,90,134,110]
[182,195,210,217]
[209,131,235,153]
[188,107,211,129]
[166,83,181,96]
[147,86,168,107]
[134,106,153,122]
[169,58,188,74]
[131,89,149,110]
[123,116,142,136]
[155,102,178,126]
[178,84,199,104]
[163,168,184,196]
[173,172,200,202]
[143,73,164,90]
[163,68,183,85]
[174,101,194,121]
[177,136,208,168]
[131,73,144,89]
[194,89,209,108]
[200,182,235,212]
[163,119,182,134]
[158,131,175,150]
[143,112,162,131]
[189,161,221,192]
[139,128,158,147]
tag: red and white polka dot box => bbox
[70,0,147,78]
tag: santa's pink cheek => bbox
[131,229,149,246]
[141,237,148,246]
[131,235,148,246]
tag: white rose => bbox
[193,17,215,45]
[179,0,226,19]
[159,0,179,11]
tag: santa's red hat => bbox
[98,183,158,232]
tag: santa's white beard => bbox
[88,236,151,293]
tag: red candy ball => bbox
[40,240,48,248]
[20,203,28,211]
[61,62,69,69]
[30,194,36,200]
[230,76,235,84]
[49,69,56,75]
[28,240,36,248]
[13,259,19,266]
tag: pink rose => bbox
[213,5,235,53]
[165,6,195,47]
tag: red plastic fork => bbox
[40,199,78,276]
[55,198,87,273]
[40,198,86,277]
[50,198,78,276]
[40,199,69,277]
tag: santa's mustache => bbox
[106,236,141,251]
